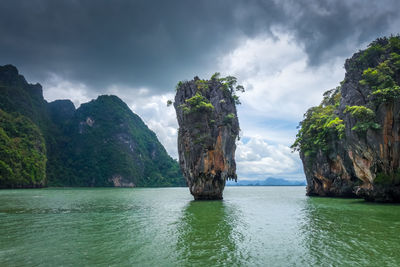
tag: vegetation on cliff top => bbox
[291,87,344,158]
[346,36,400,134]
[179,92,214,115]
[293,36,400,161]
[354,35,400,104]
[169,72,245,108]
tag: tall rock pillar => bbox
[174,75,242,200]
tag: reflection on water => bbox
[176,200,246,266]
[300,197,400,266]
[1,187,400,266]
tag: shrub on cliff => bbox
[344,105,380,133]
[360,57,400,103]
[170,73,245,108]
[357,36,400,104]
[179,92,214,114]
[292,87,344,158]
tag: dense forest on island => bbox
[0,65,185,188]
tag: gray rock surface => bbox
[300,37,400,202]
[174,76,240,200]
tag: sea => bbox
[0,186,399,266]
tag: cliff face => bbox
[0,64,184,188]
[174,75,241,200]
[294,36,400,202]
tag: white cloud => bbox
[42,73,96,108]
[216,31,346,180]
[236,137,304,180]
[218,31,345,123]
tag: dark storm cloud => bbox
[0,0,399,93]
[282,0,400,65]
[0,0,284,91]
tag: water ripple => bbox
[0,187,400,266]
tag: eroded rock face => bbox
[297,37,400,202]
[302,150,357,197]
[174,76,240,200]
[109,175,135,188]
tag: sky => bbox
[1,0,399,181]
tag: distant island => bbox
[226,177,306,186]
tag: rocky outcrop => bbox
[174,75,241,200]
[301,150,357,197]
[295,36,400,202]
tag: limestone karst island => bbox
[293,36,400,202]
[1,0,400,266]
[173,74,242,200]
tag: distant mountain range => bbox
[226,177,306,186]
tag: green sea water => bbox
[0,187,399,266]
